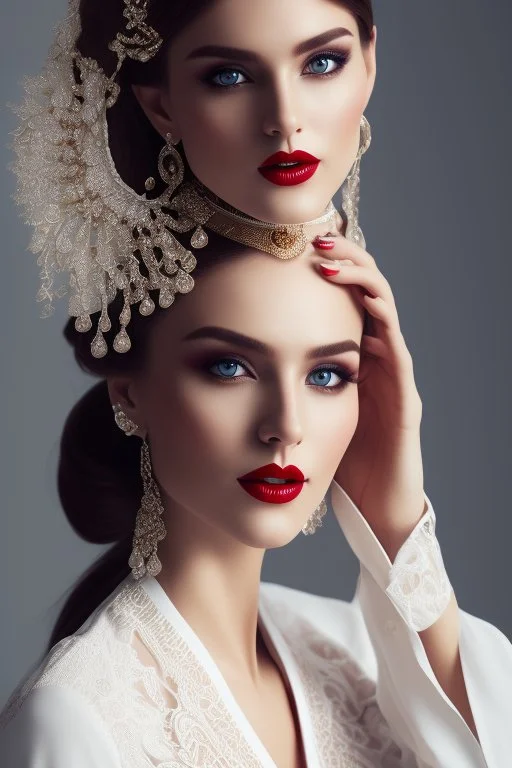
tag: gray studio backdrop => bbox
[2,1,511,708]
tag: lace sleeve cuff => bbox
[384,507,453,631]
[330,480,453,631]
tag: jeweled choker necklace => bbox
[172,179,340,260]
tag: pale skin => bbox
[109,250,364,767]
[133,0,377,224]
[317,239,480,744]
[114,0,479,760]
[109,243,478,767]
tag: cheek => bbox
[180,101,252,181]
[310,71,368,147]
[170,78,249,155]
[147,380,246,500]
[313,388,359,473]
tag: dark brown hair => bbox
[48,0,374,652]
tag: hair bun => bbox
[57,380,141,544]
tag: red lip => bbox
[259,150,320,168]
[238,463,305,482]
[258,151,320,187]
[237,463,306,505]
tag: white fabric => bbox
[1,480,511,766]
[385,503,453,631]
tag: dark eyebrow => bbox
[186,27,353,62]
[182,326,360,358]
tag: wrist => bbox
[368,497,428,563]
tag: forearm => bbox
[372,509,479,741]
[418,592,479,741]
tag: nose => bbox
[261,74,303,141]
[257,382,304,452]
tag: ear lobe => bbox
[107,377,141,423]
[131,83,181,142]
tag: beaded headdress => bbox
[10,0,371,359]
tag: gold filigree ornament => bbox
[172,179,340,261]
[109,0,164,71]
[9,0,199,359]
[9,0,371,360]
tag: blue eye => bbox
[304,52,349,77]
[307,368,343,388]
[205,50,349,90]
[209,358,248,378]
[207,358,357,392]
[211,69,248,88]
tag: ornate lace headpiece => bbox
[10,0,370,359]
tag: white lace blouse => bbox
[1,480,511,767]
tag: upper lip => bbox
[238,463,305,482]
[259,150,320,169]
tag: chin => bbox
[244,200,331,226]
[232,514,305,550]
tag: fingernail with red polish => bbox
[319,263,339,276]
[314,237,335,251]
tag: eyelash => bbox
[203,49,351,90]
[205,356,359,393]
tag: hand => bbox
[313,235,426,559]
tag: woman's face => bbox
[120,249,364,550]
[138,0,376,224]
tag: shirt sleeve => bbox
[0,685,121,768]
[330,478,512,768]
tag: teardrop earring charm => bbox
[190,225,208,249]
[302,497,328,536]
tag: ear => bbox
[362,25,377,111]
[107,376,146,439]
[132,83,182,143]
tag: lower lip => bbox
[237,480,305,504]
[258,162,320,187]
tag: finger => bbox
[318,262,395,306]
[313,234,377,268]
[362,328,413,390]
[361,294,407,359]
[361,333,388,359]
[361,294,395,331]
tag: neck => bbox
[155,497,266,681]
[172,179,341,260]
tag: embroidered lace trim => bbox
[1,580,263,767]
[265,593,418,767]
[2,577,418,767]
[385,509,453,631]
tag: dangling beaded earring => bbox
[144,129,184,197]
[129,438,167,579]
[146,130,209,251]
[302,497,328,536]
[112,403,139,436]
[112,403,167,579]
[341,114,372,250]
